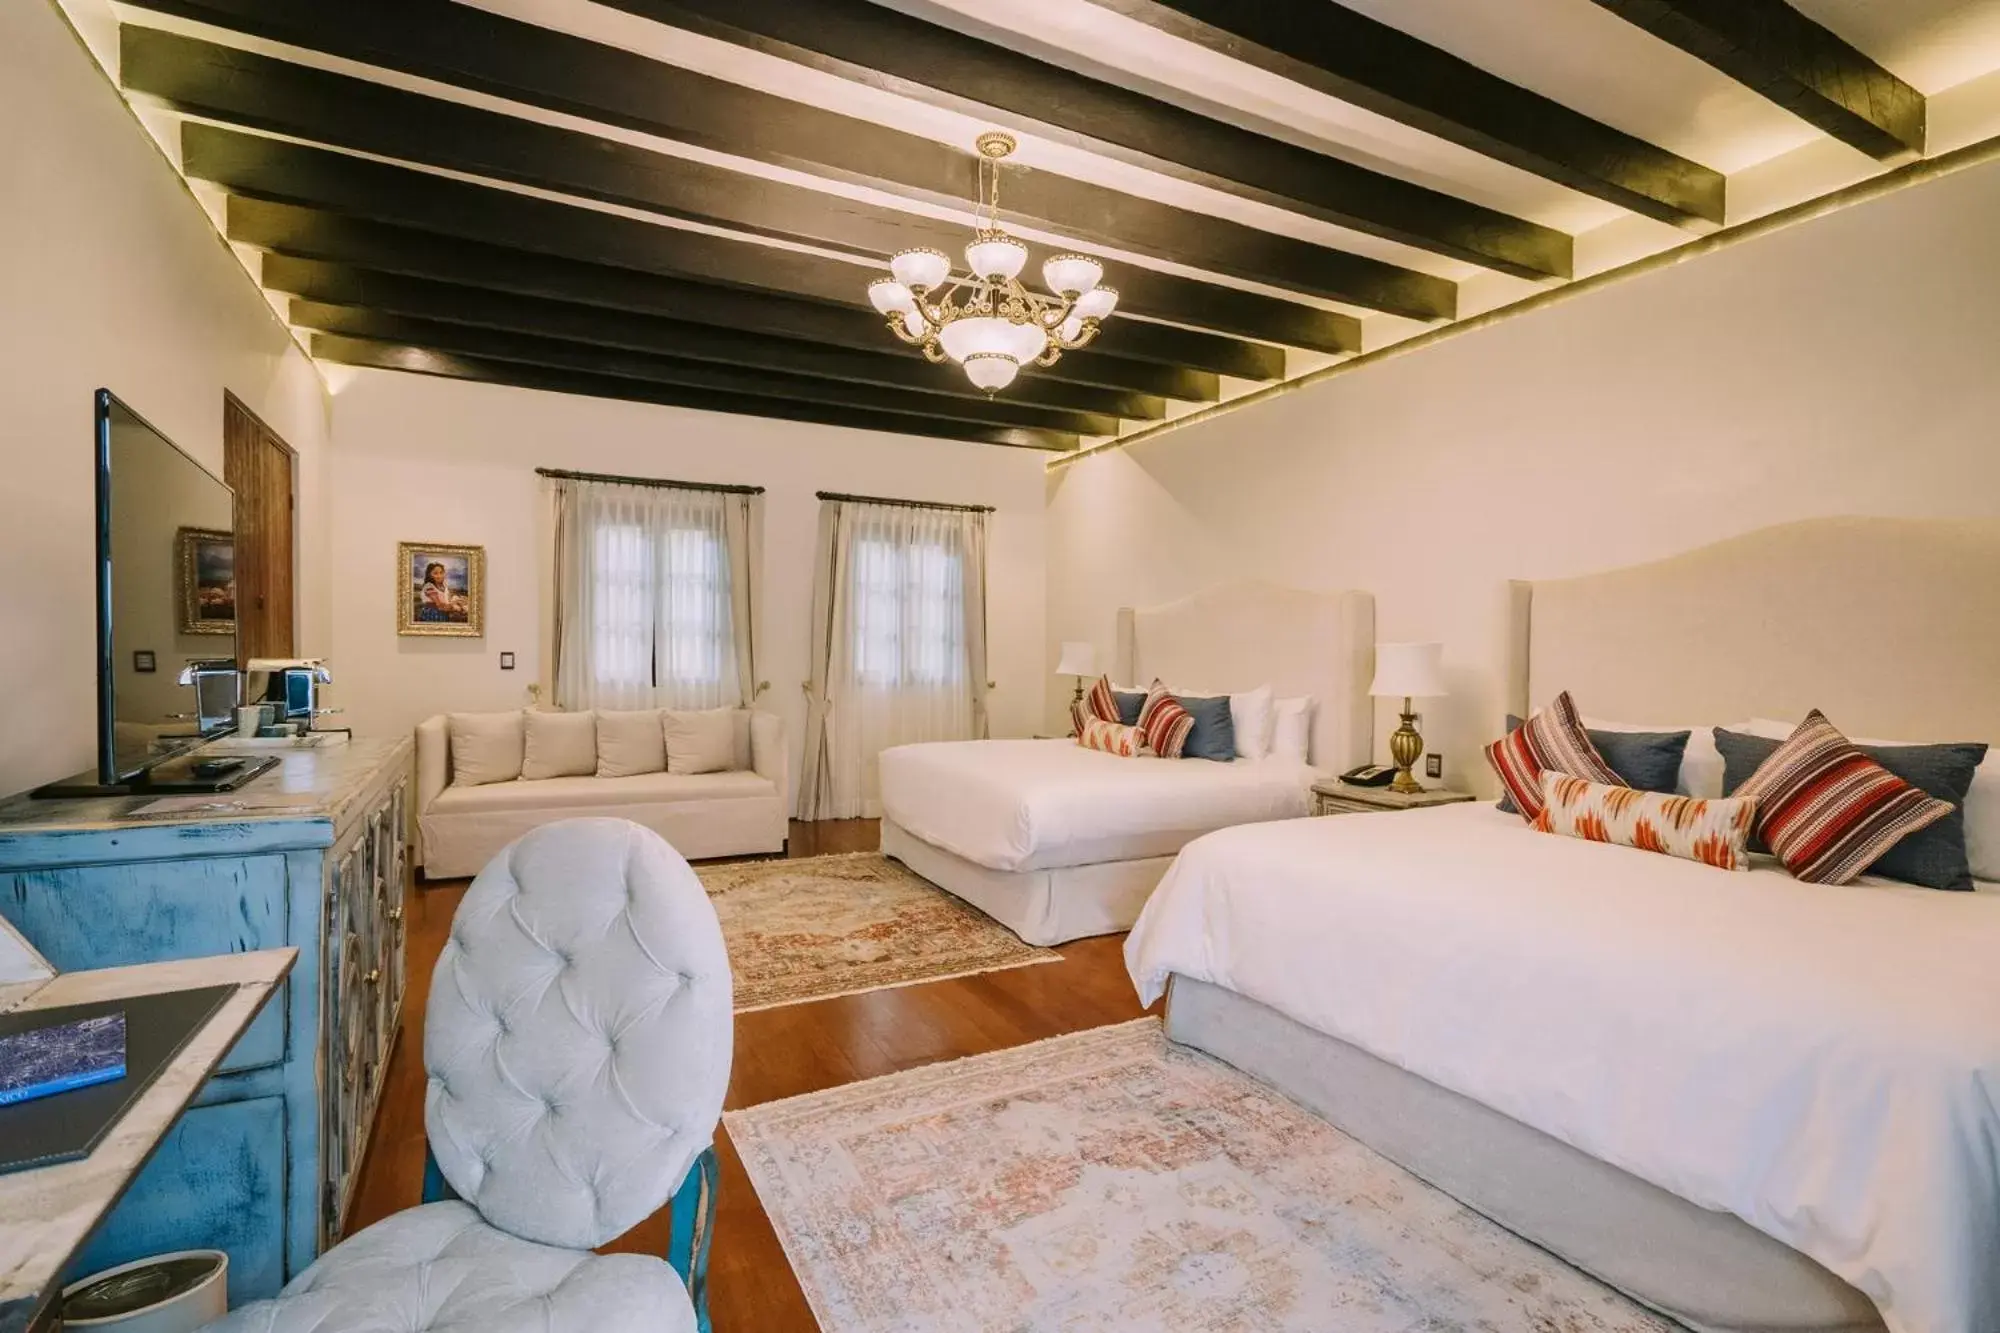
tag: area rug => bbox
[726,1018,1678,1332]
[698,852,1059,1012]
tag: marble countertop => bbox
[0,948,296,1333]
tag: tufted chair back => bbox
[423,817,733,1250]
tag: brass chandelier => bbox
[868,132,1119,394]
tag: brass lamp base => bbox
[1388,699,1425,794]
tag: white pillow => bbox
[665,708,739,776]
[1268,696,1314,765]
[596,709,667,778]
[1227,685,1275,760]
[1582,716,1752,801]
[521,710,597,780]
[448,711,526,787]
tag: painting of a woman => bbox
[397,542,483,636]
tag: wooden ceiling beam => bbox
[596,0,1573,281]
[312,334,1079,451]
[115,0,1445,316]
[1086,0,1725,230]
[1589,0,1923,162]
[126,28,1378,342]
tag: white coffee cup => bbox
[236,705,263,737]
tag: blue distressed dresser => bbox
[0,738,412,1305]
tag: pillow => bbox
[596,709,666,778]
[1113,688,1146,727]
[1586,716,1747,799]
[1174,692,1237,762]
[1534,773,1757,872]
[1137,681,1195,759]
[521,710,597,780]
[664,708,739,776]
[1076,717,1144,757]
[1083,676,1122,726]
[1497,716,1689,814]
[1269,696,1314,765]
[1228,684,1274,760]
[1717,727,1987,891]
[448,711,526,787]
[1731,711,1957,886]
[1484,692,1625,822]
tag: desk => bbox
[0,948,295,1333]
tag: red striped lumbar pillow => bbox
[1084,675,1122,725]
[1076,717,1144,757]
[1734,710,1955,884]
[1534,773,1758,871]
[1484,690,1626,822]
[1137,680,1195,759]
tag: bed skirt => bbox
[880,819,1171,946]
[1164,976,1883,1333]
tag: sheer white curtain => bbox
[550,476,759,711]
[801,499,988,819]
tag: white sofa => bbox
[415,709,788,878]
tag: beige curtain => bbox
[797,501,847,820]
[724,493,763,707]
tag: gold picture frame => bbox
[397,541,484,637]
[175,526,236,636]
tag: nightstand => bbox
[1311,779,1476,816]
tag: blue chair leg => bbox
[665,1146,720,1333]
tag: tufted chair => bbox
[202,818,734,1333]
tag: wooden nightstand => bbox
[1311,779,1477,816]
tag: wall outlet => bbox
[1425,753,1443,779]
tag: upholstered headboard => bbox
[1114,582,1374,772]
[1507,517,2000,741]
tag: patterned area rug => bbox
[698,853,1059,1012]
[727,1019,1679,1332]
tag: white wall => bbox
[0,0,331,796]
[327,370,1048,810]
[1048,155,2000,794]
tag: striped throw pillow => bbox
[1076,717,1144,757]
[1735,711,1956,884]
[1137,680,1195,759]
[1485,691,1625,822]
[1084,675,1122,725]
[1534,773,1757,871]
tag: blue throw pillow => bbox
[1495,715,1689,814]
[1174,693,1236,762]
[1113,689,1146,727]
[1715,728,1988,891]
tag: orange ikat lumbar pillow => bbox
[1076,717,1146,757]
[1533,772,1757,871]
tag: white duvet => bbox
[1126,803,2000,1333]
[877,738,1313,872]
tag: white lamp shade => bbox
[890,248,951,292]
[938,315,1017,364]
[962,353,1019,392]
[900,308,927,338]
[1058,314,1085,343]
[965,234,1029,281]
[1073,285,1118,320]
[1056,641,1097,676]
[868,279,916,315]
[1009,320,1048,364]
[1370,642,1448,698]
[1042,253,1103,297]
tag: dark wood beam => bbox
[311,334,1077,451]
[1084,0,1725,230]
[269,263,1160,420]
[116,0,1446,314]
[1590,0,1923,162]
[229,199,1220,403]
[592,0,1573,281]
[294,304,1122,436]
[127,29,1381,341]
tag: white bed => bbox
[1127,517,2000,1333]
[880,582,1373,945]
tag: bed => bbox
[1126,517,2000,1333]
[880,581,1373,945]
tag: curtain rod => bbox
[816,490,993,513]
[536,467,764,495]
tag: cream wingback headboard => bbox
[1507,517,2000,741]
[1114,582,1375,772]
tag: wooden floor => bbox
[348,819,1156,1332]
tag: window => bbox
[851,535,965,689]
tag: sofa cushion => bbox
[665,709,737,776]
[429,769,777,816]
[596,710,667,778]
[450,711,526,787]
[522,710,597,780]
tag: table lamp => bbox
[1056,641,1097,725]
[1369,642,1447,794]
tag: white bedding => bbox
[1126,803,2000,1333]
[877,738,1313,872]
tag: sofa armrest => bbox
[750,710,786,797]
[416,715,450,815]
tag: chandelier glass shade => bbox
[870,132,1117,393]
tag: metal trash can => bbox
[59,1251,228,1332]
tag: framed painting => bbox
[397,541,484,637]
[175,526,236,636]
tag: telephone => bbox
[1338,764,1397,788]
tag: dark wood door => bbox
[223,393,296,661]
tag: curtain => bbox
[800,498,987,819]
[549,477,759,711]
